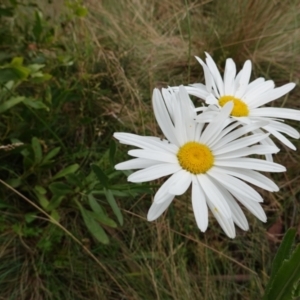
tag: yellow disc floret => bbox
[219,95,249,117]
[177,142,214,174]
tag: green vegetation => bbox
[0,0,300,299]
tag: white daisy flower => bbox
[182,53,299,159]
[114,86,285,238]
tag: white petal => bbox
[227,190,267,222]
[206,199,236,238]
[209,121,241,148]
[213,133,270,155]
[178,86,197,142]
[162,88,175,120]
[244,77,265,94]
[263,125,297,150]
[115,158,162,170]
[147,194,174,221]
[192,176,208,232]
[155,171,184,203]
[208,169,263,202]
[216,145,279,159]
[184,86,210,100]
[212,121,268,151]
[212,166,279,192]
[168,170,192,195]
[152,89,180,146]
[235,60,252,98]
[213,181,249,230]
[223,58,236,95]
[245,80,275,105]
[197,174,232,218]
[196,55,220,97]
[205,52,225,96]
[199,102,233,145]
[128,149,178,163]
[114,132,179,154]
[249,83,296,108]
[250,107,300,121]
[267,120,299,139]
[214,158,286,172]
[128,163,181,182]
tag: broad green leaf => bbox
[109,140,116,167]
[52,164,79,180]
[49,182,72,196]
[50,210,60,222]
[91,164,109,187]
[23,98,49,111]
[32,137,42,164]
[6,178,22,188]
[31,73,52,83]
[27,64,45,72]
[88,194,105,215]
[66,173,83,187]
[10,57,24,67]
[47,195,64,211]
[42,147,60,163]
[263,228,297,298]
[25,212,37,223]
[0,96,25,113]
[85,210,117,228]
[79,206,109,244]
[34,185,47,195]
[33,10,43,41]
[264,244,300,300]
[104,188,123,226]
[74,6,88,17]
[34,191,49,209]
[271,228,296,276]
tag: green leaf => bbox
[31,137,43,164]
[42,147,60,163]
[79,206,109,244]
[88,194,105,215]
[50,210,60,222]
[104,188,123,226]
[91,164,109,187]
[109,139,116,167]
[10,57,24,67]
[271,228,296,276]
[34,185,47,195]
[27,64,45,72]
[23,98,49,111]
[74,6,88,17]
[25,212,37,223]
[5,178,22,188]
[0,96,25,113]
[34,189,49,209]
[52,164,79,180]
[49,182,72,196]
[66,173,83,188]
[47,195,64,211]
[85,209,117,228]
[264,244,300,300]
[33,10,43,41]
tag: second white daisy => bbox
[182,53,299,157]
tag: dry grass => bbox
[1,0,300,299]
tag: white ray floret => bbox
[114,86,285,238]
[179,53,299,159]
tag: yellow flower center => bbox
[177,142,214,174]
[219,95,249,117]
